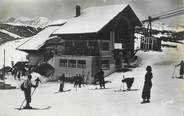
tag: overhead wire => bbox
[142,7,184,23]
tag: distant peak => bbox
[5,16,51,28]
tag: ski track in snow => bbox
[0,40,184,116]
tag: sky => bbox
[0,0,184,25]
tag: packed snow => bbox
[0,38,184,116]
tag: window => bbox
[102,42,109,51]
[114,43,122,49]
[59,59,67,67]
[101,60,110,69]
[68,60,76,68]
[77,60,86,68]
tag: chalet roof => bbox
[53,4,141,35]
[16,26,61,51]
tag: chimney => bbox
[76,5,81,17]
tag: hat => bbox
[28,74,32,79]
[146,66,152,71]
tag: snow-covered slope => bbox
[0,40,184,116]
[144,22,184,32]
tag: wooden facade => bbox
[45,5,141,83]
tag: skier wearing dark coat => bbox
[175,60,184,78]
[23,75,38,109]
[73,74,79,88]
[99,69,105,88]
[141,66,153,103]
[78,74,83,88]
[59,74,65,92]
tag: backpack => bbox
[20,82,26,91]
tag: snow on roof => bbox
[0,29,22,38]
[17,26,60,51]
[47,19,67,26]
[53,4,129,34]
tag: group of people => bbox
[21,60,184,108]
[11,68,27,80]
[73,73,85,88]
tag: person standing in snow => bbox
[17,72,21,80]
[81,71,86,87]
[98,69,105,89]
[78,74,83,88]
[141,66,153,103]
[175,60,184,78]
[23,74,38,109]
[73,74,79,88]
[12,68,17,80]
[59,74,65,92]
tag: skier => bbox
[81,71,86,87]
[13,68,17,80]
[73,74,79,88]
[59,74,65,92]
[122,77,134,91]
[22,74,38,109]
[141,66,153,103]
[98,69,105,89]
[78,74,82,88]
[175,60,184,78]
[17,72,21,80]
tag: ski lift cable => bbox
[158,10,184,18]
[142,7,184,23]
[142,10,184,23]
[159,11,184,20]
[141,7,184,20]
[152,8,184,18]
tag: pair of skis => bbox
[15,106,51,110]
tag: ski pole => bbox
[172,66,176,78]
[119,83,122,91]
[122,82,125,91]
[75,84,77,92]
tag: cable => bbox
[142,7,184,23]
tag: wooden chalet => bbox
[17,4,142,83]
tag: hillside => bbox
[0,17,49,44]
